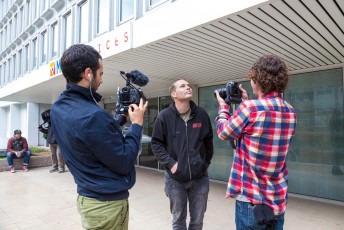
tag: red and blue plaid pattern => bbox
[216,92,297,215]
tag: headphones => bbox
[88,73,91,81]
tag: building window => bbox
[6,59,10,83]
[79,1,89,43]
[4,26,7,47]
[41,31,47,64]
[119,0,134,22]
[32,38,38,69]
[24,44,30,73]
[51,22,59,58]
[34,0,40,20]
[97,0,109,34]
[0,31,3,51]
[149,0,167,8]
[0,65,2,86]
[18,49,23,77]
[42,0,49,11]
[63,12,72,50]
[3,62,7,84]
[19,7,24,34]
[9,20,12,44]
[13,14,18,39]
[26,0,31,28]
[12,54,16,80]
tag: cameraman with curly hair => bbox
[215,54,297,230]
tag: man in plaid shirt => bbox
[215,55,297,230]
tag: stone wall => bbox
[0,155,51,172]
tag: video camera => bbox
[214,81,242,150]
[115,70,149,114]
[38,109,51,129]
[214,81,242,105]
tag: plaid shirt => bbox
[216,92,297,215]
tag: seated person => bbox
[6,129,31,173]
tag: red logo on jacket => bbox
[192,123,202,128]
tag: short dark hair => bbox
[247,54,289,94]
[14,129,22,134]
[60,44,102,83]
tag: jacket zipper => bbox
[185,121,192,180]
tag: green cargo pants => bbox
[77,195,129,230]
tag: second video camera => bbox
[214,81,242,104]
[115,70,149,114]
[38,109,51,129]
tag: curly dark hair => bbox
[60,44,102,83]
[247,54,289,94]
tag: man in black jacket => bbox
[151,79,214,230]
[38,111,65,173]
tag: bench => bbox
[0,155,52,172]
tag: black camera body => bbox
[116,70,149,114]
[116,86,146,114]
[215,81,242,104]
[39,109,51,129]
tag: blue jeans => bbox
[235,200,285,230]
[164,172,209,230]
[6,151,31,167]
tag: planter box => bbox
[0,155,51,172]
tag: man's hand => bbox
[128,98,148,126]
[171,162,178,174]
[215,90,227,106]
[15,151,21,158]
[239,84,249,101]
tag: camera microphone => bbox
[121,70,149,87]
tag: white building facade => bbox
[1,0,344,202]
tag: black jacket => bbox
[151,101,213,182]
[51,84,142,201]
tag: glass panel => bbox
[13,14,17,39]
[8,57,12,82]
[24,44,30,72]
[19,7,23,34]
[26,0,31,28]
[64,13,72,49]
[41,31,47,63]
[150,0,162,6]
[157,95,173,170]
[79,1,89,43]
[32,38,37,68]
[18,49,22,76]
[120,0,134,22]
[139,98,159,169]
[200,69,344,202]
[12,54,16,80]
[284,68,344,201]
[97,0,109,34]
[52,23,58,57]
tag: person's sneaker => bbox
[58,169,65,173]
[49,168,58,173]
[10,167,15,173]
[22,165,29,172]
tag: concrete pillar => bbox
[27,103,40,146]
[0,107,7,149]
[9,104,21,138]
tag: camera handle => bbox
[228,103,237,150]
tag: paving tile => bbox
[0,166,343,230]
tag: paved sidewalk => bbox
[0,166,343,230]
